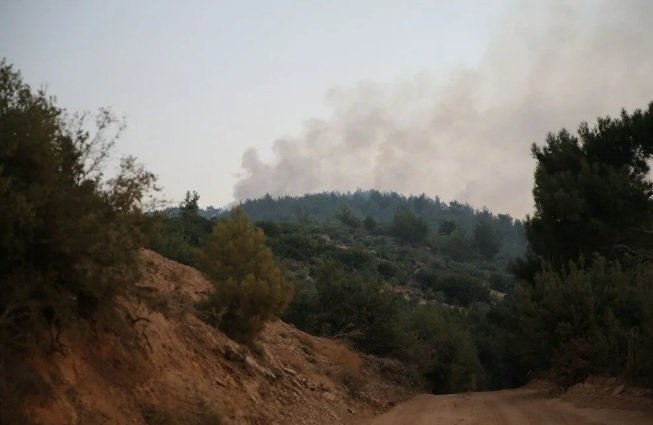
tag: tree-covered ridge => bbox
[258,214,513,305]
[231,190,528,261]
[150,190,525,392]
[155,190,525,306]
[262,215,523,391]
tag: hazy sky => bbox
[2,1,652,217]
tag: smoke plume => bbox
[234,1,653,217]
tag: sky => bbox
[2,1,652,217]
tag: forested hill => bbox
[205,191,528,261]
[152,190,530,391]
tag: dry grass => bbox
[331,345,366,397]
[295,332,317,351]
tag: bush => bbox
[196,207,293,343]
[516,256,653,387]
[148,191,212,266]
[332,345,365,397]
[336,206,361,228]
[263,224,319,261]
[441,230,474,262]
[312,263,403,355]
[417,271,491,306]
[330,246,375,270]
[401,306,483,393]
[473,221,502,260]
[377,260,399,278]
[390,207,428,244]
[363,216,377,232]
[0,61,156,340]
[488,272,514,293]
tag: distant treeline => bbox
[166,190,528,261]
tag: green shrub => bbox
[196,207,293,342]
[377,260,399,278]
[331,246,375,270]
[312,263,403,355]
[417,271,490,306]
[401,306,483,393]
[517,257,653,387]
[390,207,429,244]
[0,61,156,338]
[148,191,213,266]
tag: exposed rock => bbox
[21,249,413,425]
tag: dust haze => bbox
[234,1,653,217]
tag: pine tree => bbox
[525,103,653,270]
[391,206,428,244]
[473,221,501,260]
[197,207,292,342]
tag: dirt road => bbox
[367,388,653,425]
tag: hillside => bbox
[15,250,414,425]
[158,191,525,305]
[149,192,530,393]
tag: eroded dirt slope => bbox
[23,250,413,425]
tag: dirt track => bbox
[367,388,653,425]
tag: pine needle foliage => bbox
[196,207,292,342]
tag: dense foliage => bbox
[285,263,489,393]
[516,103,653,387]
[149,191,212,265]
[234,191,527,260]
[196,208,293,343]
[0,61,156,344]
[517,258,653,387]
[520,104,653,274]
[262,205,530,392]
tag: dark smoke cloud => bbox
[234,1,653,217]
